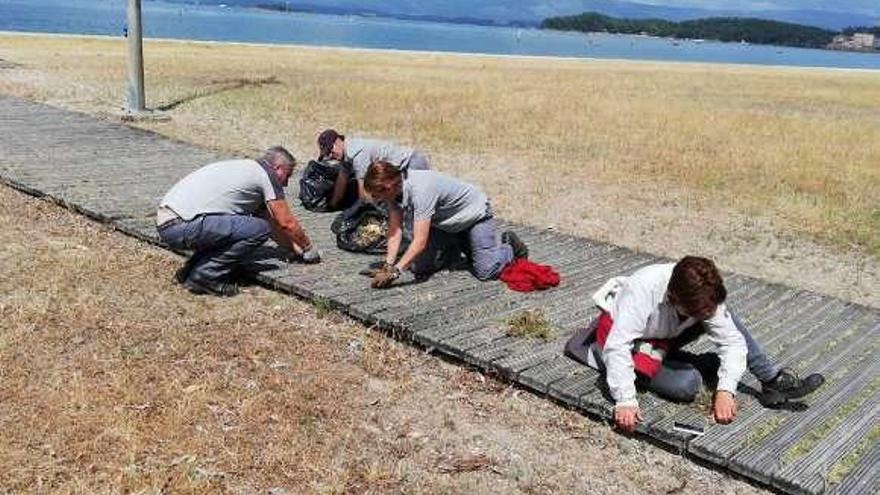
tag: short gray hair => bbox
[261,146,296,170]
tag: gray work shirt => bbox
[400,170,489,233]
[346,137,415,180]
[158,159,284,221]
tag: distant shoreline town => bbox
[829,31,880,52]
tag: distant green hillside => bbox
[542,13,836,49]
[842,26,880,36]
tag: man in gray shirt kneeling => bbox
[156,146,320,296]
[363,161,528,288]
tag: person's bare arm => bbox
[372,216,430,288]
[394,219,430,271]
[266,199,311,253]
[384,207,404,266]
[329,169,351,209]
[357,179,367,202]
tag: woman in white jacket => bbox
[588,256,824,432]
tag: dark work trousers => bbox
[157,214,271,284]
[641,313,780,402]
[410,217,514,281]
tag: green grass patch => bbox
[827,424,880,485]
[506,309,552,340]
[744,415,786,448]
[690,388,714,416]
[782,377,880,464]
[792,324,863,375]
[870,207,880,258]
[312,296,333,319]
[825,339,880,384]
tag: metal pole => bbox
[126,0,145,112]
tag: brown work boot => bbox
[502,231,529,259]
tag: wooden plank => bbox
[753,294,851,344]
[775,393,880,495]
[575,369,616,419]
[827,443,880,495]
[761,305,873,371]
[725,361,880,490]
[517,356,585,395]
[732,285,796,325]
[747,295,847,351]
[645,402,707,452]
[493,339,566,377]
[547,367,600,409]
[689,316,880,468]
[541,256,660,329]
[442,327,508,364]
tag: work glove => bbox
[371,264,400,289]
[360,261,391,277]
[301,245,322,264]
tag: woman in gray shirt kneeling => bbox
[364,161,528,288]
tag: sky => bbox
[636,0,878,15]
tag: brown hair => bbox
[363,160,402,196]
[667,256,727,318]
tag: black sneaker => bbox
[759,368,825,406]
[173,257,198,285]
[502,231,529,259]
[184,275,240,297]
[174,265,190,285]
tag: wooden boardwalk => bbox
[1,95,877,495]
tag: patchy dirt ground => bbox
[0,185,770,493]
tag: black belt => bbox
[157,217,184,230]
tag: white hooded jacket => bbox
[591,263,748,408]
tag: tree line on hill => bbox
[542,12,841,48]
[841,26,880,36]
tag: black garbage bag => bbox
[298,159,356,212]
[331,200,389,254]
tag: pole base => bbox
[121,108,171,122]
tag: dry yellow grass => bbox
[0,33,877,259]
[0,185,770,494]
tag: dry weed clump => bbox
[506,309,553,339]
[356,217,386,246]
[449,368,507,395]
[436,451,496,474]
